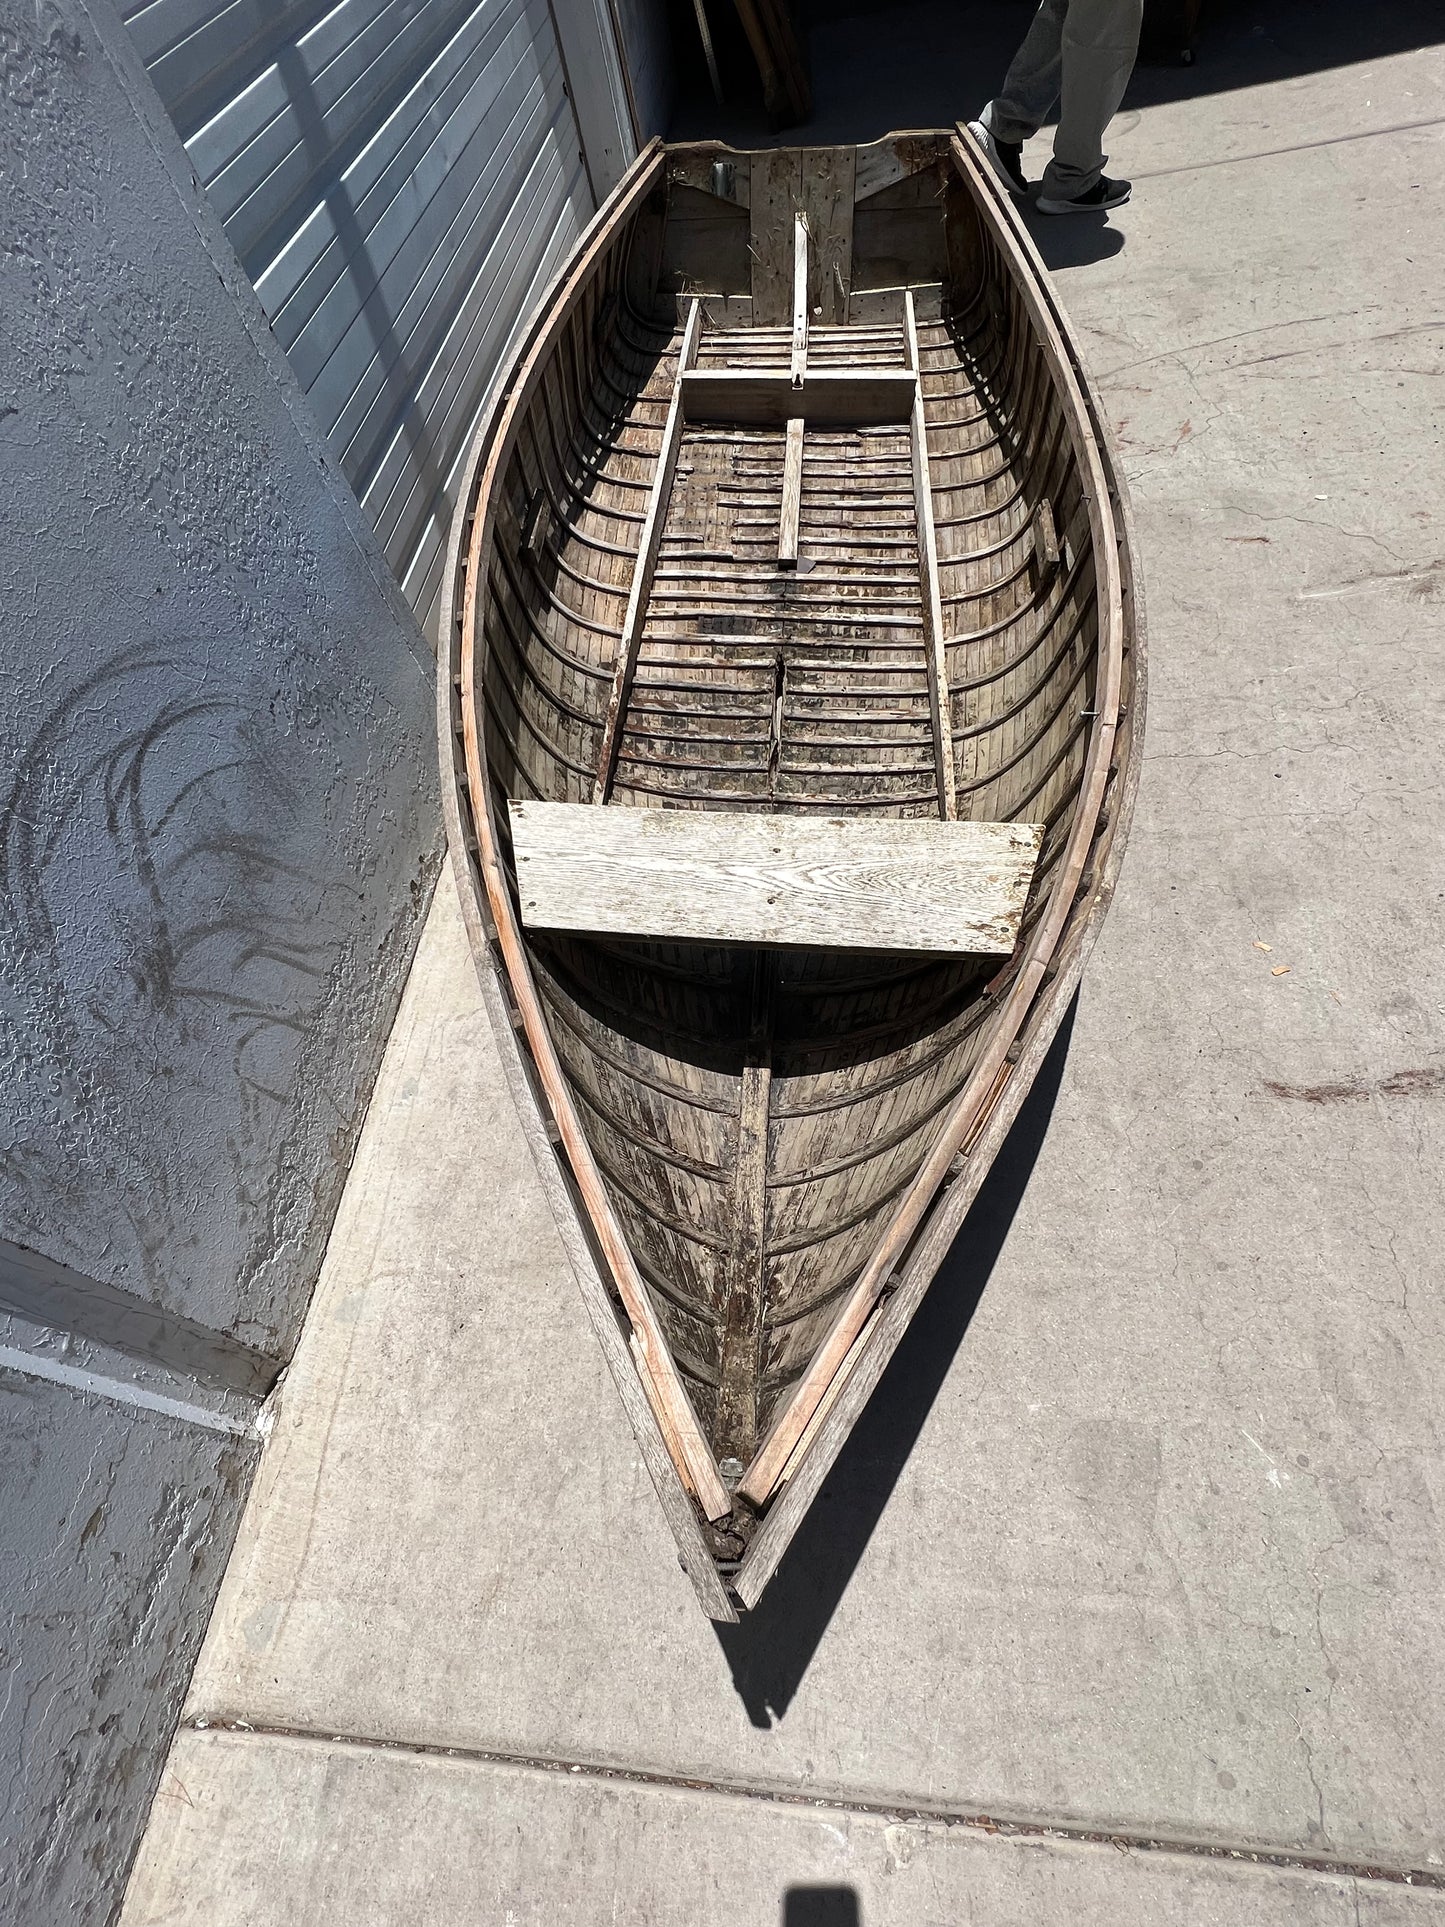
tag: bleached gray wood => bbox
[667,148,751,207]
[509,805,1043,955]
[594,300,703,800]
[1034,497,1061,575]
[906,288,957,820]
[852,132,943,202]
[775,210,809,567]
[801,145,854,324]
[778,416,805,567]
[790,212,809,386]
[683,367,916,426]
[682,366,916,426]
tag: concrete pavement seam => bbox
[1130,112,1445,180]
[181,1720,1445,1892]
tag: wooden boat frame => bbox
[438,128,1146,1620]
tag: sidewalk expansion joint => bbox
[183,1718,1445,1891]
[1132,113,1445,181]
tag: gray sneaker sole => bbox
[1036,185,1131,215]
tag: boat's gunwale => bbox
[438,128,1145,1618]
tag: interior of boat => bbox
[462,135,1111,1528]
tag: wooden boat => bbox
[439,130,1144,1620]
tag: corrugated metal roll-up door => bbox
[123,0,619,636]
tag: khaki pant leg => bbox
[984,0,1069,145]
[1041,0,1143,197]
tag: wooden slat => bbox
[682,367,916,426]
[711,963,774,1464]
[801,145,855,324]
[790,212,809,386]
[731,0,810,129]
[778,416,805,567]
[853,132,948,203]
[906,289,957,821]
[750,148,801,324]
[510,803,1042,954]
[594,299,702,802]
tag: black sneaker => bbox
[1036,174,1132,215]
[966,119,1029,197]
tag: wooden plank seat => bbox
[508,803,1043,955]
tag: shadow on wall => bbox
[785,1887,862,1925]
[263,14,451,548]
[715,997,1079,1727]
[667,0,1445,145]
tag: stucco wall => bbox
[0,0,441,1914]
[0,0,439,1362]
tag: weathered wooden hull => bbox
[439,131,1145,1619]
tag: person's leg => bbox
[979,0,1070,145]
[1038,0,1143,201]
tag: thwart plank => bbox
[509,804,1043,955]
[682,367,916,427]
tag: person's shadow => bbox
[715,996,1078,1725]
[1022,208,1127,272]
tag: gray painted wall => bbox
[0,0,440,1912]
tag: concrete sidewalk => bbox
[122,40,1445,1927]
